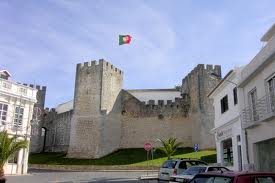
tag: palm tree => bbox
[157,137,183,160]
[0,130,28,178]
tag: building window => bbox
[267,75,275,92]
[0,103,8,125]
[267,75,275,111]
[220,95,229,113]
[2,82,11,89]
[233,87,238,105]
[237,135,241,142]
[19,88,27,95]
[8,151,18,164]
[222,138,233,166]
[249,88,258,121]
[13,106,24,128]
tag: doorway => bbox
[41,127,47,152]
[222,138,233,166]
[256,138,275,171]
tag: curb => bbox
[29,164,159,172]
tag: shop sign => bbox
[217,128,232,140]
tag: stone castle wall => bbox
[101,62,123,113]
[117,63,221,150]
[181,64,221,149]
[32,60,221,158]
[67,59,123,158]
[98,113,122,157]
[117,89,193,148]
[42,109,72,152]
[120,116,195,148]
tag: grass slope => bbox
[29,148,216,167]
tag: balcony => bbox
[242,91,275,128]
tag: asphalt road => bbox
[6,169,158,183]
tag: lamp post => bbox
[210,72,238,86]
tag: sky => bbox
[1,0,275,108]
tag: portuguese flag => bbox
[119,35,131,45]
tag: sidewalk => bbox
[29,164,159,172]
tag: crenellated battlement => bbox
[144,99,183,108]
[182,64,221,91]
[73,58,123,115]
[121,91,191,118]
[76,59,123,75]
[183,64,221,80]
[181,63,221,113]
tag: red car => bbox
[189,171,275,183]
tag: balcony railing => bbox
[242,91,275,127]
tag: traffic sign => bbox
[144,143,153,151]
[194,144,199,152]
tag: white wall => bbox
[127,89,181,105]
[241,61,275,108]
[0,79,37,102]
[214,118,244,171]
[210,68,248,171]
[239,24,275,171]
[55,100,73,114]
[240,60,275,168]
[211,69,242,128]
[0,78,37,175]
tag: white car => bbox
[171,165,230,182]
[158,159,208,181]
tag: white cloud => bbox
[1,0,274,107]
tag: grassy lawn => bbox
[29,147,216,167]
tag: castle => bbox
[30,59,221,159]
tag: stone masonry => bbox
[67,60,123,158]
[30,59,221,159]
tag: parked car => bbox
[189,171,275,183]
[171,165,230,182]
[158,158,208,181]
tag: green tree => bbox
[0,131,28,177]
[157,137,183,160]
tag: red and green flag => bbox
[119,35,131,45]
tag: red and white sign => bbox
[144,143,153,151]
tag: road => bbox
[6,169,155,183]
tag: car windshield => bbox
[161,160,176,168]
[189,176,233,183]
[181,167,207,175]
[196,161,208,165]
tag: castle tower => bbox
[67,59,123,158]
[28,85,47,153]
[181,64,221,149]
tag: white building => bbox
[238,23,275,171]
[209,67,247,171]
[0,70,37,175]
[127,89,181,105]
